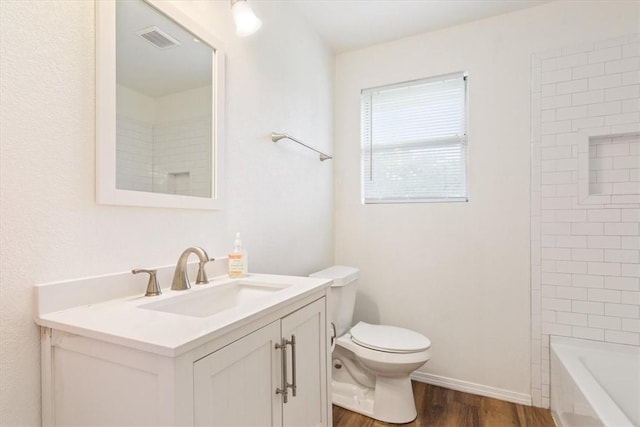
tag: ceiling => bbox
[116,0,212,97]
[114,0,553,95]
[289,0,552,53]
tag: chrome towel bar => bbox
[271,132,332,161]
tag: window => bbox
[361,72,468,204]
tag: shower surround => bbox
[530,34,639,408]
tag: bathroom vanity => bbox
[34,262,332,426]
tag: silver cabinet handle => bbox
[275,338,289,403]
[275,335,297,403]
[289,335,297,397]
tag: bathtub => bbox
[551,336,639,427]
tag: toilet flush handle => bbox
[330,323,336,346]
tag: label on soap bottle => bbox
[228,253,245,278]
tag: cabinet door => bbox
[194,321,282,427]
[280,298,328,427]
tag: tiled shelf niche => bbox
[578,131,639,204]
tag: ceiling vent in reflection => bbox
[136,26,181,49]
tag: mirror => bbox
[96,0,225,209]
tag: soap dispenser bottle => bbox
[228,232,248,278]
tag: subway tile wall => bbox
[152,116,211,198]
[116,116,153,192]
[116,116,211,197]
[531,34,639,408]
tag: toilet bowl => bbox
[310,266,432,424]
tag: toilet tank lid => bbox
[309,265,359,287]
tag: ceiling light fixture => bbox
[231,0,262,37]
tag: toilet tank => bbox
[310,265,359,337]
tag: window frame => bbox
[360,71,469,205]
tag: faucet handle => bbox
[195,258,215,285]
[132,269,162,297]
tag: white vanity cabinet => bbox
[194,298,327,427]
[38,282,331,427]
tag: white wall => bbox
[334,0,639,403]
[117,83,156,123]
[155,85,211,123]
[0,1,333,425]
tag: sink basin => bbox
[140,281,290,318]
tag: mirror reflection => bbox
[116,0,213,198]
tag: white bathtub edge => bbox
[550,336,636,427]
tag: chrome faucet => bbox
[171,247,213,290]
[132,268,162,297]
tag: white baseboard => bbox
[411,371,532,406]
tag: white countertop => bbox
[35,267,331,357]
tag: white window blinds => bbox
[361,72,468,204]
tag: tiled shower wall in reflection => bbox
[152,116,211,197]
[116,116,211,197]
[530,34,640,408]
[116,116,153,192]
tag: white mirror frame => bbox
[96,0,225,209]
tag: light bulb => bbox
[231,1,262,37]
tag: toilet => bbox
[310,266,431,424]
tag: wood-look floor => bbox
[332,382,555,427]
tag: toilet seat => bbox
[335,333,431,367]
[350,322,431,354]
